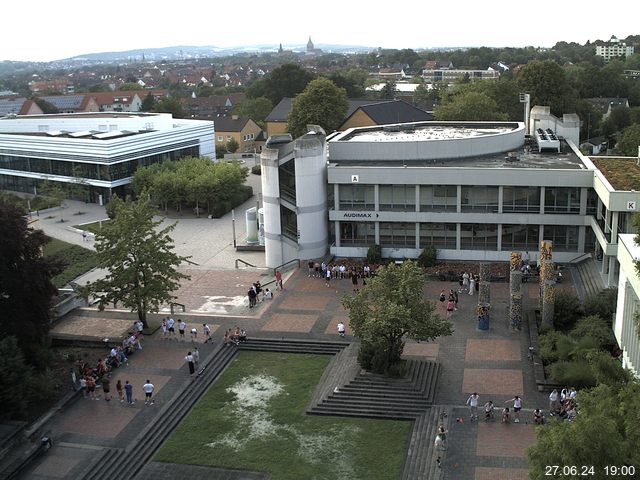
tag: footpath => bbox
[12,263,576,480]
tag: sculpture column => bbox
[509,252,523,330]
[477,262,491,330]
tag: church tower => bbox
[307,36,314,52]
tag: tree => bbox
[517,60,577,116]
[83,194,191,327]
[379,80,396,100]
[287,77,348,138]
[226,137,239,154]
[434,91,509,121]
[153,97,184,118]
[0,200,62,368]
[247,64,315,105]
[38,178,66,222]
[342,261,454,374]
[234,97,273,128]
[140,92,156,112]
[616,124,640,156]
[527,381,640,478]
[69,165,90,211]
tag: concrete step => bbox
[325,395,429,409]
[401,406,448,480]
[309,404,420,420]
[336,386,428,400]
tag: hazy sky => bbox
[3,0,637,62]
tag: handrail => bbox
[567,251,592,264]
[235,258,258,269]
[273,258,300,275]
[169,302,186,314]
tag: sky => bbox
[2,0,638,62]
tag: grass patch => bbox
[156,351,410,479]
[73,219,110,234]
[43,237,98,287]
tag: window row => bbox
[337,185,584,214]
[338,222,579,251]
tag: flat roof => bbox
[0,112,159,121]
[590,157,640,191]
[340,123,518,142]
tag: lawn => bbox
[156,351,411,480]
[43,237,98,287]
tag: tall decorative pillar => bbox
[477,262,491,330]
[542,280,556,327]
[539,240,554,328]
[509,252,523,330]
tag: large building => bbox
[615,234,640,375]
[595,36,635,62]
[0,112,215,203]
[260,107,637,283]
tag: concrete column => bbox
[497,186,503,214]
[456,185,462,213]
[335,221,341,247]
[374,184,379,210]
[510,292,523,330]
[375,221,380,245]
[333,184,339,211]
[608,256,617,288]
[578,226,586,253]
[477,262,491,330]
[509,252,523,331]
[415,185,421,212]
[415,222,420,249]
[579,187,588,216]
[456,223,461,251]
[497,224,503,252]
[611,211,619,244]
[539,187,545,215]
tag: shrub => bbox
[548,360,597,389]
[538,330,573,364]
[366,244,382,264]
[251,165,261,175]
[586,350,631,386]
[570,315,614,350]
[553,290,583,331]
[583,288,617,324]
[417,246,437,268]
[357,338,406,376]
[211,185,253,218]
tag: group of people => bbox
[466,393,528,424]
[458,272,480,295]
[306,260,377,290]
[248,281,273,308]
[222,326,248,346]
[439,289,459,317]
[549,387,578,421]
[160,317,189,341]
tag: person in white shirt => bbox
[178,319,186,340]
[505,395,523,423]
[337,322,346,337]
[549,389,559,414]
[203,323,211,343]
[185,352,195,376]
[142,380,154,405]
[467,393,479,421]
[264,288,273,300]
[167,317,176,339]
[190,327,198,342]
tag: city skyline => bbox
[2,0,638,63]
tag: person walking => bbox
[467,392,479,421]
[124,380,134,404]
[434,425,447,451]
[185,352,195,376]
[275,270,283,290]
[116,379,124,402]
[192,347,200,367]
[161,318,168,340]
[469,275,476,295]
[453,290,459,310]
[101,377,111,401]
[505,395,523,423]
[549,389,559,415]
[337,321,346,337]
[203,323,212,343]
[143,379,154,405]
[167,317,176,340]
[178,319,186,340]
[86,376,97,400]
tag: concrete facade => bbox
[615,234,640,376]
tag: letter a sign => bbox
[351,175,359,183]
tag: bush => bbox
[210,185,253,218]
[366,244,382,264]
[538,330,573,364]
[583,288,617,324]
[548,360,597,389]
[357,338,406,376]
[553,290,583,331]
[251,165,261,175]
[586,350,631,386]
[417,246,437,268]
[570,315,615,350]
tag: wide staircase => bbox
[574,257,606,301]
[401,406,449,480]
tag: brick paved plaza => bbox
[31,263,560,480]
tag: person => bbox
[549,389,559,415]
[308,260,314,277]
[264,288,273,300]
[533,408,544,425]
[136,320,144,335]
[458,273,464,293]
[167,316,176,340]
[502,407,510,423]
[434,425,447,451]
[467,392,479,421]
[161,318,168,340]
[203,323,212,343]
[190,327,198,342]
[82,230,88,242]
[116,379,124,402]
[453,290,459,310]
[70,369,78,391]
[143,379,154,405]
[124,380,133,404]
[351,270,358,291]
[223,330,231,346]
[185,352,195,376]
[483,400,494,421]
[86,376,97,400]
[325,268,331,287]
[101,377,111,401]
[439,290,446,304]
[233,326,241,345]
[239,329,247,343]
[446,298,455,317]
[469,275,476,295]
[275,270,283,290]
[178,319,186,340]
[79,376,87,398]
[569,387,577,400]
[462,271,469,289]
[505,395,523,423]
[192,347,200,367]
[337,321,346,337]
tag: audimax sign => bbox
[343,212,379,218]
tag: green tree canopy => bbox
[234,97,273,127]
[342,261,453,373]
[247,64,315,105]
[140,92,156,112]
[0,200,62,368]
[517,60,577,116]
[527,381,640,478]
[434,90,509,121]
[616,124,640,156]
[83,194,190,327]
[153,97,184,118]
[287,77,349,138]
[326,68,368,98]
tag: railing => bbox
[273,258,300,276]
[567,252,593,264]
[169,302,186,314]
[235,258,258,269]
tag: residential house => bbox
[38,94,99,113]
[29,78,74,94]
[586,98,630,119]
[0,97,43,116]
[339,100,433,130]
[596,36,635,63]
[214,116,263,153]
[90,91,144,112]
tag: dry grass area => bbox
[591,157,640,191]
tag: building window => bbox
[501,224,539,250]
[227,135,232,141]
[279,159,296,204]
[340,222,375,246]
[420,223,456,249]
[544,187,580,214]
[502,186,540,213]
[460,223,498,250]
[217,136,223,142]
[338,184,375,210]
[461,186,499,212]
[544,225,579,251]
[280,205,298,241]
[379,185,416,211]
[379,222,416,248]
[419,185,457,211]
